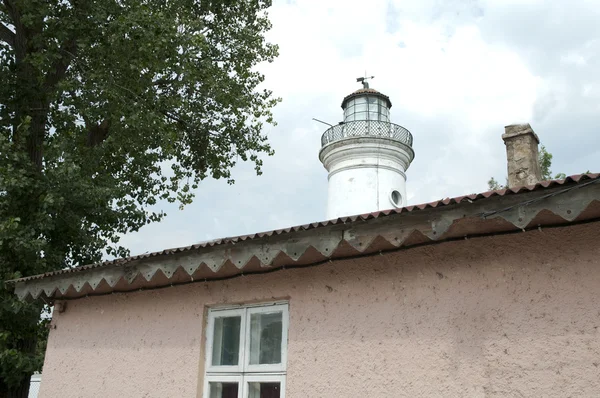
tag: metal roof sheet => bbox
[9,173,600,300]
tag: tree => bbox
[488,145,566,191]
[0,0,279,396]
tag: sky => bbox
[119,0,600,257]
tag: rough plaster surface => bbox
[40,223,600,398]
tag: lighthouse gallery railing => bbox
[320,120,413,147]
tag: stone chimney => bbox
[502,123,542,188]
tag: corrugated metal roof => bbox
[11,173,600,285]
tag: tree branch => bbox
[85,118,111,148]
[0,22,15,48]
[43,39,77,92]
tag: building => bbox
[10,84,600,397]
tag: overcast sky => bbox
[119,0,600,257]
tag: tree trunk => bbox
[24,99,47,171]
[1,4,60,398]
[13,57,48,171]
[7,375,31,398]
[8,0,46,171]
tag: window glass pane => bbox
[354,96,366,104]
[355,103,367,112]
[248,382,281,398]
[346,99,355,108]
[344,113,355,122]
[212,316,241,366]
[209,382,239,398]
[369,111,378,121]
[249,312,282,365]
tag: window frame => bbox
[204,302,288,398]
[205,307,247,374]
[244,305,289,373]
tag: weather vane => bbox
[356,73,375,89]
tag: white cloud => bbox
[117,0,600,257]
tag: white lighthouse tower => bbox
[319,78,415,219]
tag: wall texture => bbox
[39,222,600,398]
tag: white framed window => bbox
[204,302,288,398]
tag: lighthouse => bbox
[319,78,415,219]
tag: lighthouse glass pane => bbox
[355,102,367,112]
[379,106,389,122]
[369,111,378,121]
[354,96,366,104]
[367,97,377,110]
[344,105,355,122]
[354,111,367,121]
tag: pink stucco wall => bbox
[40,222,600,397]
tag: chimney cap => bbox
[502,123,540,144]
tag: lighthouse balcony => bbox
[321,120,413,148]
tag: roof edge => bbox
[11,173,600,301]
